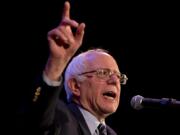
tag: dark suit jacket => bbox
[18,75,117,135]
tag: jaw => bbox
[98,95,119,114]
[101,90,119,110]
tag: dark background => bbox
[2,0,179,134]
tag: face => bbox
[77,52,121,120]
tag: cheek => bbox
[117,84,121,94]
[81,81,98,95]
[86,84,102,100]
[80,80,103,99]
[88,84,101,95]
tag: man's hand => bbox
[45,1,85,81]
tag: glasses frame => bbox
[78,68,128,85]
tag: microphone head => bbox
[130,95,144,110]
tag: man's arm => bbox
[16,1,85,134]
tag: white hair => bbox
[64,48,110,102]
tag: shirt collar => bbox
[78,106,105,135]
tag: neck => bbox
[73,99,107,122]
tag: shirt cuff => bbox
[42,71,62,86]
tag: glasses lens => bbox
[78,68,127,84]
[97,69,109,78]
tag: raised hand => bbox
[45,1,85,81]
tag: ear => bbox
[67,78,80,96]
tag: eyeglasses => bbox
[78,68,128,85]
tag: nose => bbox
[107,74,119,84]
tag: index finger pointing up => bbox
[62,1,70,19]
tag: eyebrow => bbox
[78,70,97,75]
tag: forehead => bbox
[85,52,119,70]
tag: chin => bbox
[102,107,117,114]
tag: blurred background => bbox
[2,0,179,134]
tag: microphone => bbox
[130,95,180,110]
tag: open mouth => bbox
[103,91,116,99]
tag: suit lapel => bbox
[68,103,91,135]
[106,125,117,135]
